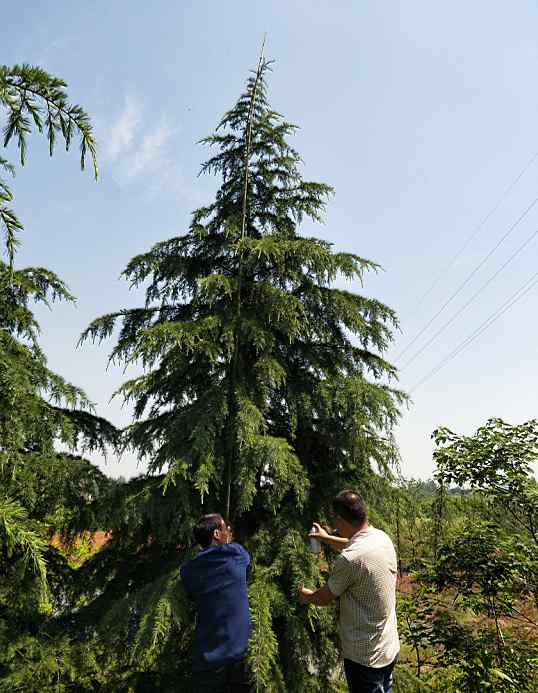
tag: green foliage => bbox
[389,421,538,692]
[433,418,538,547]
[0,256,119,485]
[429,619,538,692]
[0,62,120,692]
[0,63,98,262]
[0,497,48,608]
[431,524,536,609]
[247,570,286,692]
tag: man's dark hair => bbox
[332,490,367,526]
[194,513,224,549]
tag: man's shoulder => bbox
[225,541,249,552]
[179,546,213,579]
[358,526,394,544]
[370,526,395,545]
[182,542,250,567]
[225,542,251,563]
[180,550,201,579]
[180,543,250,584]
[344,527,395,559]
[207,541,249,556]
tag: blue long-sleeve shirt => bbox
[180,542,252,672]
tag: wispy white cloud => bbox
[98,95,195,202]
[103,94,142,164]
[115,115,176,183]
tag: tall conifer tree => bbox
[0,64,118,689]
[80,59,405,690]
[0,62,111,580]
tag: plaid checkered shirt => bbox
[327,525,400,668]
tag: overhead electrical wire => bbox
[395,192,538,363]
[400,223,538,371]
[410,150,538,314]
[409,268,538,393]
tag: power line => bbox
[395,192,538,363]
[410,150,538,313]
[400,224,538,371]
[409,269,538,393]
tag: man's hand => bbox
[308,523,348,551]
[309,523,330,541]
[299,587,315,605]
[298,584,336,607]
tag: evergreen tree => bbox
[0,64,118,689]
[0,60,110,593]
[79,59,405,690]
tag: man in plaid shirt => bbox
[299,490,399,693]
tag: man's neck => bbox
[342,521,368,540]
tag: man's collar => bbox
[347,523,371,544]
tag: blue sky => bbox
[4,1,538,478]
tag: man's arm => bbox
[309,523,348,551]
[298,553,353,608]
[298,584,336,607]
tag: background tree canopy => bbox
[0,63,118,689]
[1,59,537,692]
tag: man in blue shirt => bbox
[180,513,252,692]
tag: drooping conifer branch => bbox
[0,64,98,265]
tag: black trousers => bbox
[193,658,252,693]
[343,655,397,693]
